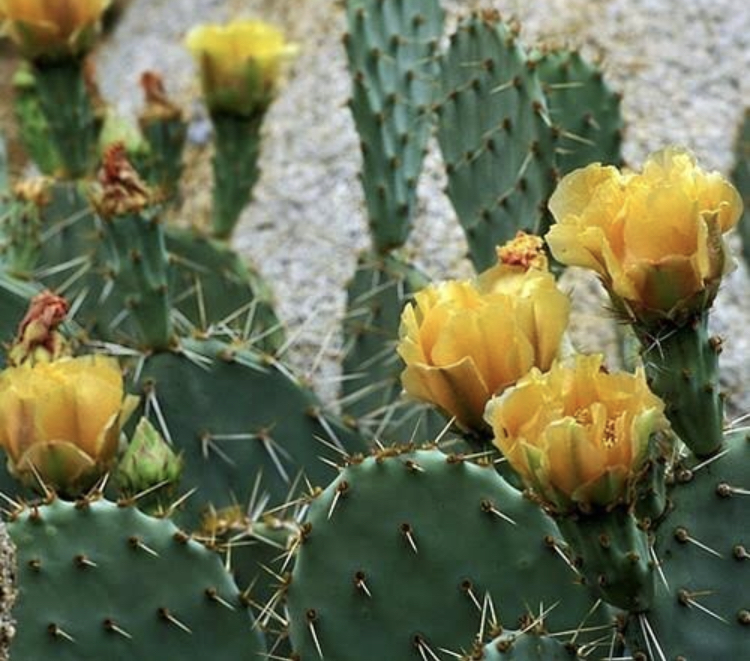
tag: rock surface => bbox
[0,523,15,661]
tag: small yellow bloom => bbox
[0,354,137,494]
[185,19,297,117]
[546,147,743,323]
[0,0,109,61]
[397,255,570,433]
[485,354,669,510]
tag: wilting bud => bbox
[546,147,743,326]
[8,290,69,367]
[397,240,570,434]
[0,0,110,61]
[0,354,138,495]
[485,354,669,512]
[185,19,297,117]
[140,70,182,122]
[92,142,153,217]
[116,417,183,496]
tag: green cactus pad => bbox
[19,180,153,346]
[31,59,100,179]
[731,108,750,268]
[635,312,723,458]
[533,48,623,175]
[130,336,366,529]
[345,0,444,252]
[481,629,578,659]
[0,195,44,278]
[166,227,283,354]
[436,13,558,271]
[97,208,172,350]
[286,447,615,659]
[340,250,444,442]
[625,431,750,658]
[222,518,295,608]
[556,507,654,613]
[0,133,8,192]
[211,514,297,650]
[13,65,62,176]
[11,181,283,352]
[210,112,264,240]
[4,181,96,293]
[8,497,264,660]
[138,111,187,201]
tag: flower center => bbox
[602,419,617,448]
[573,407,617,448]
[497,231,547,270]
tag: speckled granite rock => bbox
[0,523,15,661]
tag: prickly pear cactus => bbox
[8,497,265,660]
[731,107,750,267]
[436,12,558,271]
[285,447,615,659]
[207,512,298,647]
[533,48,624,175]
[341,251,444,441]
[0,133,8,192]
[129,336,366,528]
[625,431,750,658]
[0,178,283,351]
[481,629,579,659]
[165,227,284,353]
[344,0,444,251]
[13,65,62,176]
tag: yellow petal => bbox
[545,418,606,497]
[16,440,97,492]
[186,20,296,116]
[1,0,108,59]
[401,357,490,431]
[545,146,742,319]
[398,264,569,434]
[625,255,704,313]
[0,353,129,494]
[486,354,669,510]
[548,163,624,223]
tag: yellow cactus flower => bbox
[0,0,110,61]
[0,354,137,494]
[185,19,297,117]
[485,354,669,511]
[546,147,743,324]
[397,253,570,434]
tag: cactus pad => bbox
[481,629,578,659]
[625,431,750,658]
[341,250,444,442]
[166,227,283,353]
[533,48,623,175]
[731,108,750,269]
[130,336,366,528]
[345,0,444,251]
[8,497,264,660]
[286,447,614,659]
[436,13,558,271]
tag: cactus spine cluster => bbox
[0,2,747,660]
